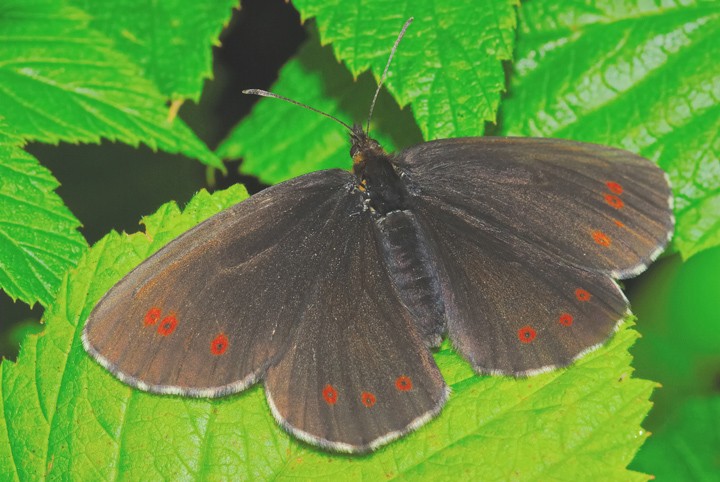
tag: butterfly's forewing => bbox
[397,137,674,279]
[83,170,358,395]
[83,169,447,452]
[395,137,673,376]
[264,199,448,452]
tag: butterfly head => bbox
[350,125,385,169]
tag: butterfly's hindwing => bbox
[415,198,629,376]
[265,198,448,452]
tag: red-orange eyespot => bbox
[323,385,338,405]
[361,392,376,407]
[396,376,412,391]
[157,315,178,336]
[518,326,536,343]
[144,307,162,326]
[211,333,229,355]
[607,182,623,194]
[604,194,624,209]
[592,231,611,246]
[559,313,573,326]
[575,289,592,301]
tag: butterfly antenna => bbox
[365,17,414,136]
[242,89,354,133]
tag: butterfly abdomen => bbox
[376,210,445,347]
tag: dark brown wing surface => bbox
[264,206,448,452]
[83,169,447,452]
[396,137,673,375]
[397,137,674,279]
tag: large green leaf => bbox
[0,0,222,168]
[69,0,237,101]
[0,185,655,480]
[501,0,720,260]
[219,0,516,177]
[217,26,423,185]
[292,0,516,141]
[0,127,87,307]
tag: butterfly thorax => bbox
[350,126,407,215]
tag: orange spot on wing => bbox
[322,385,338,405]
[144,307,162,326]
[211,333,229,355]
[575,289,592,301]
[361,392,376,407]
[615,220,625,228]
[604,194,624,209]
[157,315,178,336]
[518,326,536,343]
[559,313,573,326]
[395,376,412,391]
[607,182,623,194]
[592,231,611,246]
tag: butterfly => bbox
[82,18,674,453]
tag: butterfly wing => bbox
[395,137,673,376]
[415,200,629,376]
[83,169,447,451]
[397,137,674,279]
[264,206,448,452]
[83,170,358,396]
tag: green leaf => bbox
[501,0,720,260]
[217,26,423,185]
[69,0,237,101]
[628,245,720,428]
[626,244,720,480]
[293,0,517,140]
[220,0,517,183]
[0,184,654,480]
[0,0,222,169]
[0,185,248,482]
[0,128,87,308]
[631,397,720,481]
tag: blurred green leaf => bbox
[0,183,654,480]
[217,26,423,184]
[69,0,237,101]
[0,0,222,169]
[631,397,720,481]
[627,245,720,480]
[0,129,87,307]
[501,0,720,260]
[630,248,720,425]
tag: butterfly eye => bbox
[592,231,611,247]
[575,289,592,301]
[518,326,537,343]
[210,334,229,355]
[157,315,178,336]
[395,376,412,391]
[606,182,623,194]
[558,314,573,326]
[144,307,162,326]
[604,194,624,209]
[322,385,338,405]
[361,392,376,407]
